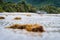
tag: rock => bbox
[14,17,21,20]
[25,24,45,32]
[8,24,26,29]
[0,17,5,19]
[26,14,31,16]
[7,24,45,32]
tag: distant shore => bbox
[0,13,60,16]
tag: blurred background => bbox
[0,0,60,14]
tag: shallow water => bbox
[0,13,60,40]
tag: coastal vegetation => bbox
[0,0,60,14]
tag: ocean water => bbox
[0,13,60,40]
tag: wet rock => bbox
[7,24,26,29]
[14,17,21,20]
[0,17,5,19]
[25,24,45,32]
[7,24,45,32]
[26,24,45,32]
[26,14,31,16]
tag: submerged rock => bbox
[6,24,45,32]
[7,24,26,29]
[0,17,5,19]
[26,24,45,32]
[26,14,31,16]
[14,17,21,20]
